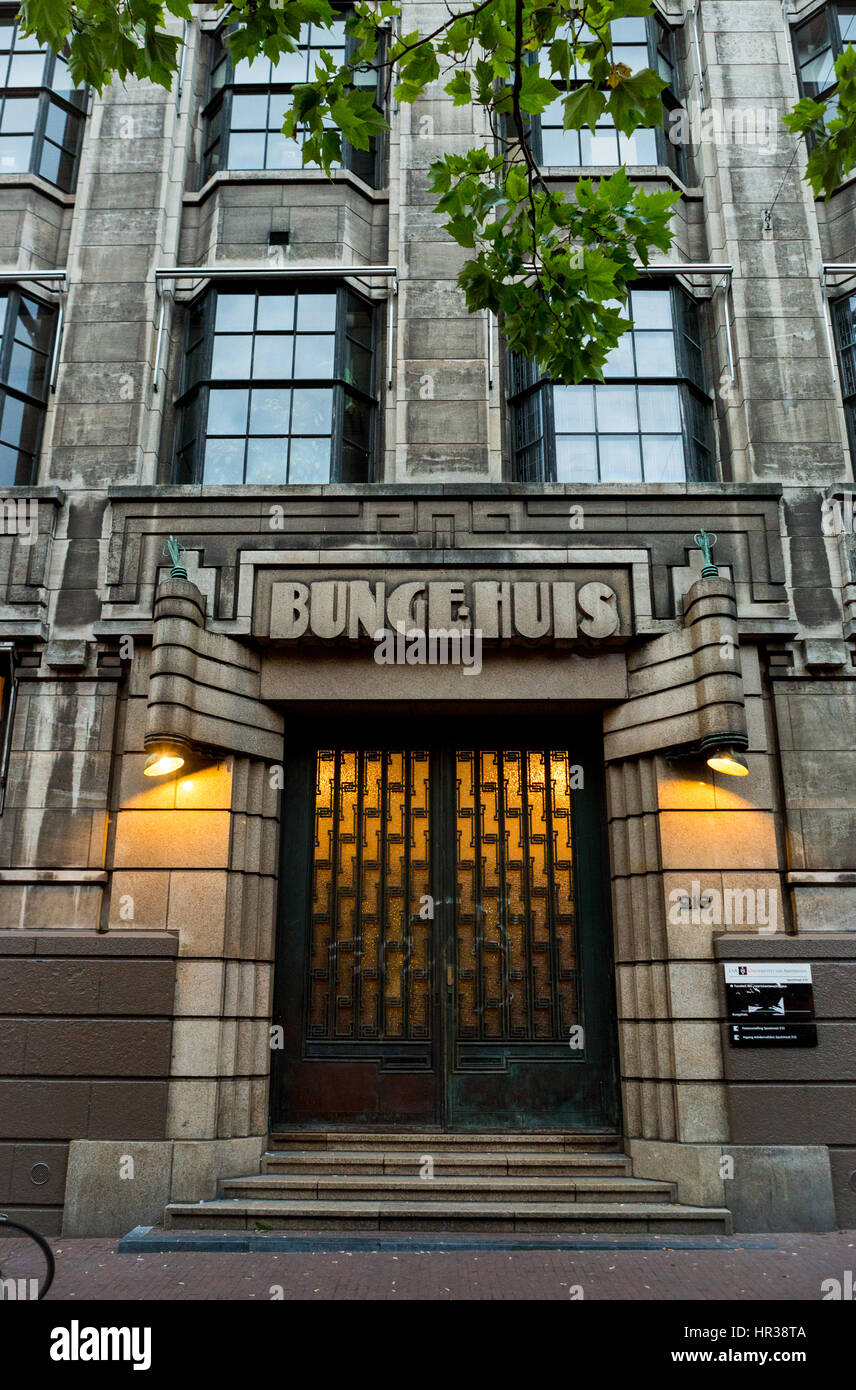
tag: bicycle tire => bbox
[0,1214,55,1300]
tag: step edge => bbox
[167,1199,730,1218]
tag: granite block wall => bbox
[0,1,853,1235]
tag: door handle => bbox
[446,964,454,989]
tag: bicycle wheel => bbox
[0,1214,55,1301]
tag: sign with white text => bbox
[724,963,817,1047]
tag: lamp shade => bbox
[143,746,186,777]
[706,746,749,777]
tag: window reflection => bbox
[793,4,856,101]
[833,289,856,465]
[202,15,381,186]
[0,17,86,191]
[0,290,56,486]
[509,285,714,484]
[175,286,375,485]
[532,14,681,174]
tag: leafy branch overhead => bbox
[21,0,680,382]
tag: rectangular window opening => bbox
[530,12,683,177]
[508,283,714,484]
[174,283,377,485]
[0,14,86,191]
[201,9,383,187]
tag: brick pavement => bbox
[38,1232,856,1301]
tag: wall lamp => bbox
[144,741,187,778]
[143,738,221,779]
[704,746,749,778]
[668,735,750,779]
[698,731,750,778]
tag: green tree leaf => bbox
[518,64,560,115]
[561,84,608,132]
[606,68,667,136]
[445,70,472,106]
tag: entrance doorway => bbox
[272,717,619,1131]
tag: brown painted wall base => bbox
[0,930,178,1234]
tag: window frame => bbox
[0,285,57,486]
[172,280,379,486]
[0,9,87,192]
[200,11,384,188]
[792,3,856,100]
[530,11,685,179]
[832,289,856,461]
[506,281,715,485]
[0,643,17,815]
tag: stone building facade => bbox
[0,0,855,1237]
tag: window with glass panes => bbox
[202,15,381,186]
[508,284,713,484]
[174,285,376,485]
[0,643,15,814]
[0,12,86,191]
[533,13,682,175]
[792,4,856,103]
[832,291,856,461]
[0,289,56,486]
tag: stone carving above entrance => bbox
[100,485,791,633]
[259,570,630,646]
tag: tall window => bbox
[833,291,856,460]
[202,15,382,187]
[532,13,683,176]
[175,284,376,485]
[509,284,713,484]
[0,643,16,814]
[0,13,86,191]
[793,3,856,100]
[0,289,56,486]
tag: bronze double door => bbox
[272,717,619,1131]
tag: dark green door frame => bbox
[271,715,620,1132]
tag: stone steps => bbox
[220,1172,674,1204]
[163,1131,733,1235]
[267,1130,623,1153]
[261,1149,632,1178]
[165,1196,731,1234]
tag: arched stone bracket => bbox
[603,575,763,1172]
[144,577,283,763]
[604,575,749,763]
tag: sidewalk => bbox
[40,1231,856,1301]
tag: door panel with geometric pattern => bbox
[272,718,619,1131]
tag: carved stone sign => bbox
[257,569,633,646]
